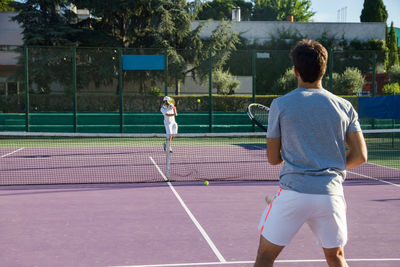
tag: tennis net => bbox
[0,130,399,185]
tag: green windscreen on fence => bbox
[1,46,399,133]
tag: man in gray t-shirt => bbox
[254,40,368,267]
[267,88,361,195]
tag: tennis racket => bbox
[169,97,175,106]
[248,103,271,204]
[247,103,269,132]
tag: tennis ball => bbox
[197,99,201,103]
[204,180,209,186]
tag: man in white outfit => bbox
[160,96,178,152]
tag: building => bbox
[0,12,24,99]
[192,20,386,44]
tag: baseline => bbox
[110,257,400,267]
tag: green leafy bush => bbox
[212,69,240,95]
[329,72,340,92]
[388,64,400,84]
[330,67,365,95]
[382,82,400,95]
[272,67,297,94]
[149,87,162,96]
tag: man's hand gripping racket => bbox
[247,103,272,204]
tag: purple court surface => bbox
[1,142,399,266]
[1,179,399,267]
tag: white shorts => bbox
[165,122,178,135]
[258,189,347,248]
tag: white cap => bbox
[163,96,172,103]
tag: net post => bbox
[166,134,171,179]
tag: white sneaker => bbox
[163,142,166,151]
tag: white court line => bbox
[366,161,400,171]
[110,257,400,267]
[348,170,400,188]
[1,148,25,158]
[149,156,226,263]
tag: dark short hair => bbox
[290,39,328,83]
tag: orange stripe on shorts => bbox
[260,189,282,233]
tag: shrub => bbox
[333,67,365,95]
[325,72,340,92]
[382,82,400,95]
[272,67,365,95]
[388,64,400,84]
[149,87,162,96]
[212,69,240,95]
[272,67,297,94]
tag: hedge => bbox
[1,93,359,113]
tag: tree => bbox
[213,68,240,94]
[388,64,400,84]
[196,0,253,21]
[11,0,81,46]
[0,0,15,12]
[360,0,388,23]
[251,0,315,22]
[73,0,240,93]
[387,22,399,68]
[12,0,240,95]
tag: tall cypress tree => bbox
[387,22,399,68]
[360,0,388,23]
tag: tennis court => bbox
[0,130,399,266]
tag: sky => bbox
[310,0,400,27]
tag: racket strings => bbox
[252,107,268,125]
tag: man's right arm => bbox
[267,137,283,165]
[345,131,368,169]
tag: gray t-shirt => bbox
[267,88,361,195]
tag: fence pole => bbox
[24,46,29,132]
[208,49,213,133]
[252,50,256,132]
[372,51,377,96]
[119,48,124,133]
[371,51,377,129]
[329,48,333,92]
[164,49,168,96]
[72,47,77,133]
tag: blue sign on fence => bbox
[358,95,400,119]
[122,55,165,70]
